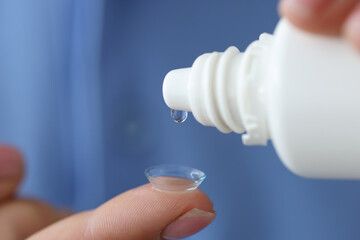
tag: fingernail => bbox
[161,208,216,240]
[280,0,329,18]
[344,8,360,50]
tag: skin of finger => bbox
[343,2,360,50]
[27,211,92,240]
[88,184,214,240]
[0,145,24,201]
[0,199,70,240]
[0,180,20,203]
[279,0,359,35]
[28,184,214,240]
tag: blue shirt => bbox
[1,1,360,239]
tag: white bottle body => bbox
[163,19,360,179]
[268,20,360,179]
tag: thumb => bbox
[28,184,215,240]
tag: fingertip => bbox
[279,0,357,35]
[0,144,24,179]
[0,144,24,200]
[140,183,214,213]
[161,208,216,240]
[24,184,215,240]
[279,0,330,20]
[344,4,360,51]
[278,1,317,34]
[89,183,215,239]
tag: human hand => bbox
[279,0,360,50]
[0,145,215,240]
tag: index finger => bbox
[28,184,215,240]
[279,0,359,35]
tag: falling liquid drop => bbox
[171,109,188,123]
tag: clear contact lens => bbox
[145,164,206,192]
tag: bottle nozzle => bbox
[163,68,191,111]
[162,39,273,145]
[162,47,245,134]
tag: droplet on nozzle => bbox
[171,109,188,123]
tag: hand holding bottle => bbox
[163,0,360,179]
[279,0,360,50]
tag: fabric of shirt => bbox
[1,1,360,240]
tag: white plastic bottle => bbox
[162,19,360,179]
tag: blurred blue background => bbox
[1,0,360,239]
